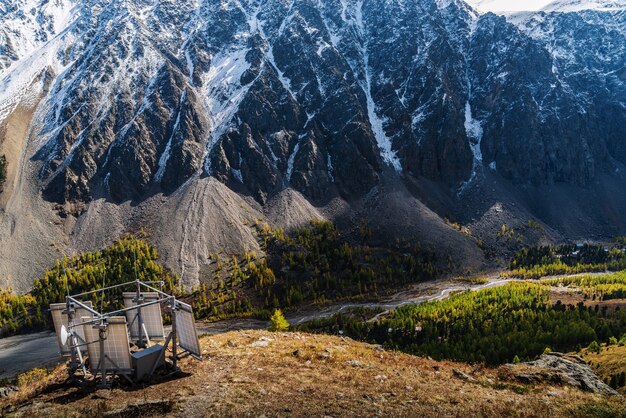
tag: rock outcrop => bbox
[503,353,619,396]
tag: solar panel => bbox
[82,316,133,374]
[122,292,165,341]
[50,301,94,356]
[175,302,201,357]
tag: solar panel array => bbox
[50,301,94,355]
[53,283,204,383]
[122,292,165,341]
[175,302,201,357]
[82,316,132,374]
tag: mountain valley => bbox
[1,0,626,415]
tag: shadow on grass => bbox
[45,368,192,405]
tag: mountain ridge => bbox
[1,0,626,290]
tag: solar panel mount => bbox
[50,279,201,387]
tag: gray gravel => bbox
[0,331,60,380]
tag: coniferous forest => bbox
[0,237,178,336]
[190,220,438,320]
[298,282,626,365]
[506,243,626,279]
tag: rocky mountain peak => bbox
[1,0,622,208]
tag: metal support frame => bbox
[62,298,89,380]
[96,321,108,388]
[149,332,173,377]
[64,298,78,378]
[133,280,146,347]
[170,297,178,370]
[57,279,196,387]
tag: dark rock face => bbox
[3,0,626,210]
[470,12,611,187]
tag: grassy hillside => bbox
[581,343,626,394]
[1,331,624,418]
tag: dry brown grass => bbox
[580,344,626,395]
[1,331,624,417]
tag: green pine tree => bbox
[269,309,290,332]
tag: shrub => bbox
[588,340,601,354]
[0,155,6,190]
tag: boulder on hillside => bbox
[500,353,618,396]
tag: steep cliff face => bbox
[1,0,624,205]
[1,0,626,287]
[3,0,625,207]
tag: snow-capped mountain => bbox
[466,0,626,12]
[1,0,626,288]
[2,0,478,205]
[4,0,624,205]
[0,0,75,72]
[541,0,626,12]
[466,0,552,12]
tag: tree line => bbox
[506,243,626,279]
[189,220,438,318]
[1,221,440,335]
[546,272,626,301]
